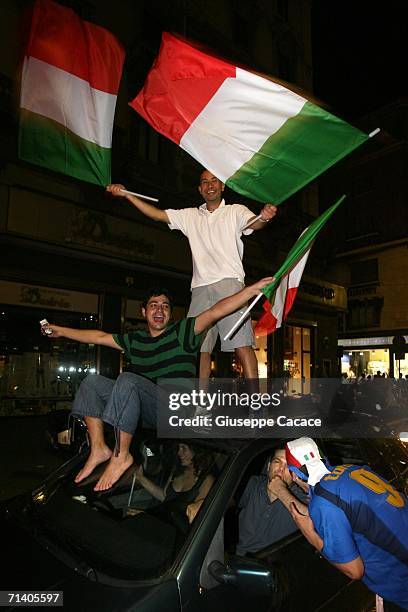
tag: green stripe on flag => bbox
[19,110,111,186]
[261,195,346,301]
[226,101,368,204]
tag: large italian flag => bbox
[255,196,346,335]
[131,33,368,204]
[19,0,124,186]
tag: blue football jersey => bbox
[310,464,408,609]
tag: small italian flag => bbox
[19,0,125,186]
[255,196,346,335]
[131,33,368,205]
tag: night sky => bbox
[312,1,406,117]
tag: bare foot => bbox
[74,446,112,483]
[94,453,134,491]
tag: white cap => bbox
[285,437,330,486]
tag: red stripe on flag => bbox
[283,286,299,319]
[255,243,312,336]
[27,0,124,94]
[130,32,236,145]
[255,299,278,336]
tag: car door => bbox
[192,443,373,612]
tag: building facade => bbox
[319,101,408,379]
[0,0,349,416]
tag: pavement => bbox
[0,415,67,501]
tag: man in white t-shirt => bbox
[107,170,276,378]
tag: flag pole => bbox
[120,189,159,202]
[241,214,263,232]
[223,292,264,341]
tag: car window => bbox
[363,439,408,491]
[28,437,229,582]
[321,439,365,466]
[223,443,302,559]
[321,438,408,490]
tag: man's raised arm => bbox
[194,277,274,335]
[106,183,170,224]
[245,204,277,231]
[41,324,121,350]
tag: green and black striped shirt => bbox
[113,317,202,382]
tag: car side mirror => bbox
[208,556,277,598]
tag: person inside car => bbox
[41,277,273,492]
[130,441,215,523]
[236,447,307,557]
[268,437,408,611]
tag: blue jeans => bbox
[72,373,159,435]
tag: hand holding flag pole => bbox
[119,189,159,202]
[224,194,347,341]
[241,204,277,232]
[241,214,263,231]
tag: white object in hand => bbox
[39,319,53,335]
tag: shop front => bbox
[0,280,99,416]
[271,276,347,385]
[338,335,408,379]
[210,276,346,383]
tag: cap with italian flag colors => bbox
[285,437,330,486]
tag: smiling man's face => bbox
[198,170,224,206]
[142,294,171,336]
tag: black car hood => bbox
[0,494,179,612]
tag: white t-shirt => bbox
[166,199,255,288]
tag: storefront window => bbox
[341,348,390,378]
[393,355,408,378]
[0,307,97,416]
[254,330,267,379]
[283,325,313,393]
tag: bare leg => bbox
[74,416,112,483]
[235,346,259,379]
[199,351,212,379]
[94,430,134,491]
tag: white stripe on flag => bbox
[288,248,310,289]
[271,275,289,329]
[270,247,311,329]
[21,57,117,148]
[180,67,306,182]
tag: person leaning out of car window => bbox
[236,447,308,557]
[268,437,408,611]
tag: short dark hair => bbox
[142,288,173,311]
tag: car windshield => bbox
[26,436,230,582]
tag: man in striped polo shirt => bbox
[42,276,272,492]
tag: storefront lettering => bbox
[348,285,377,298]
[20,286,71,309]
[301,281,335,300]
